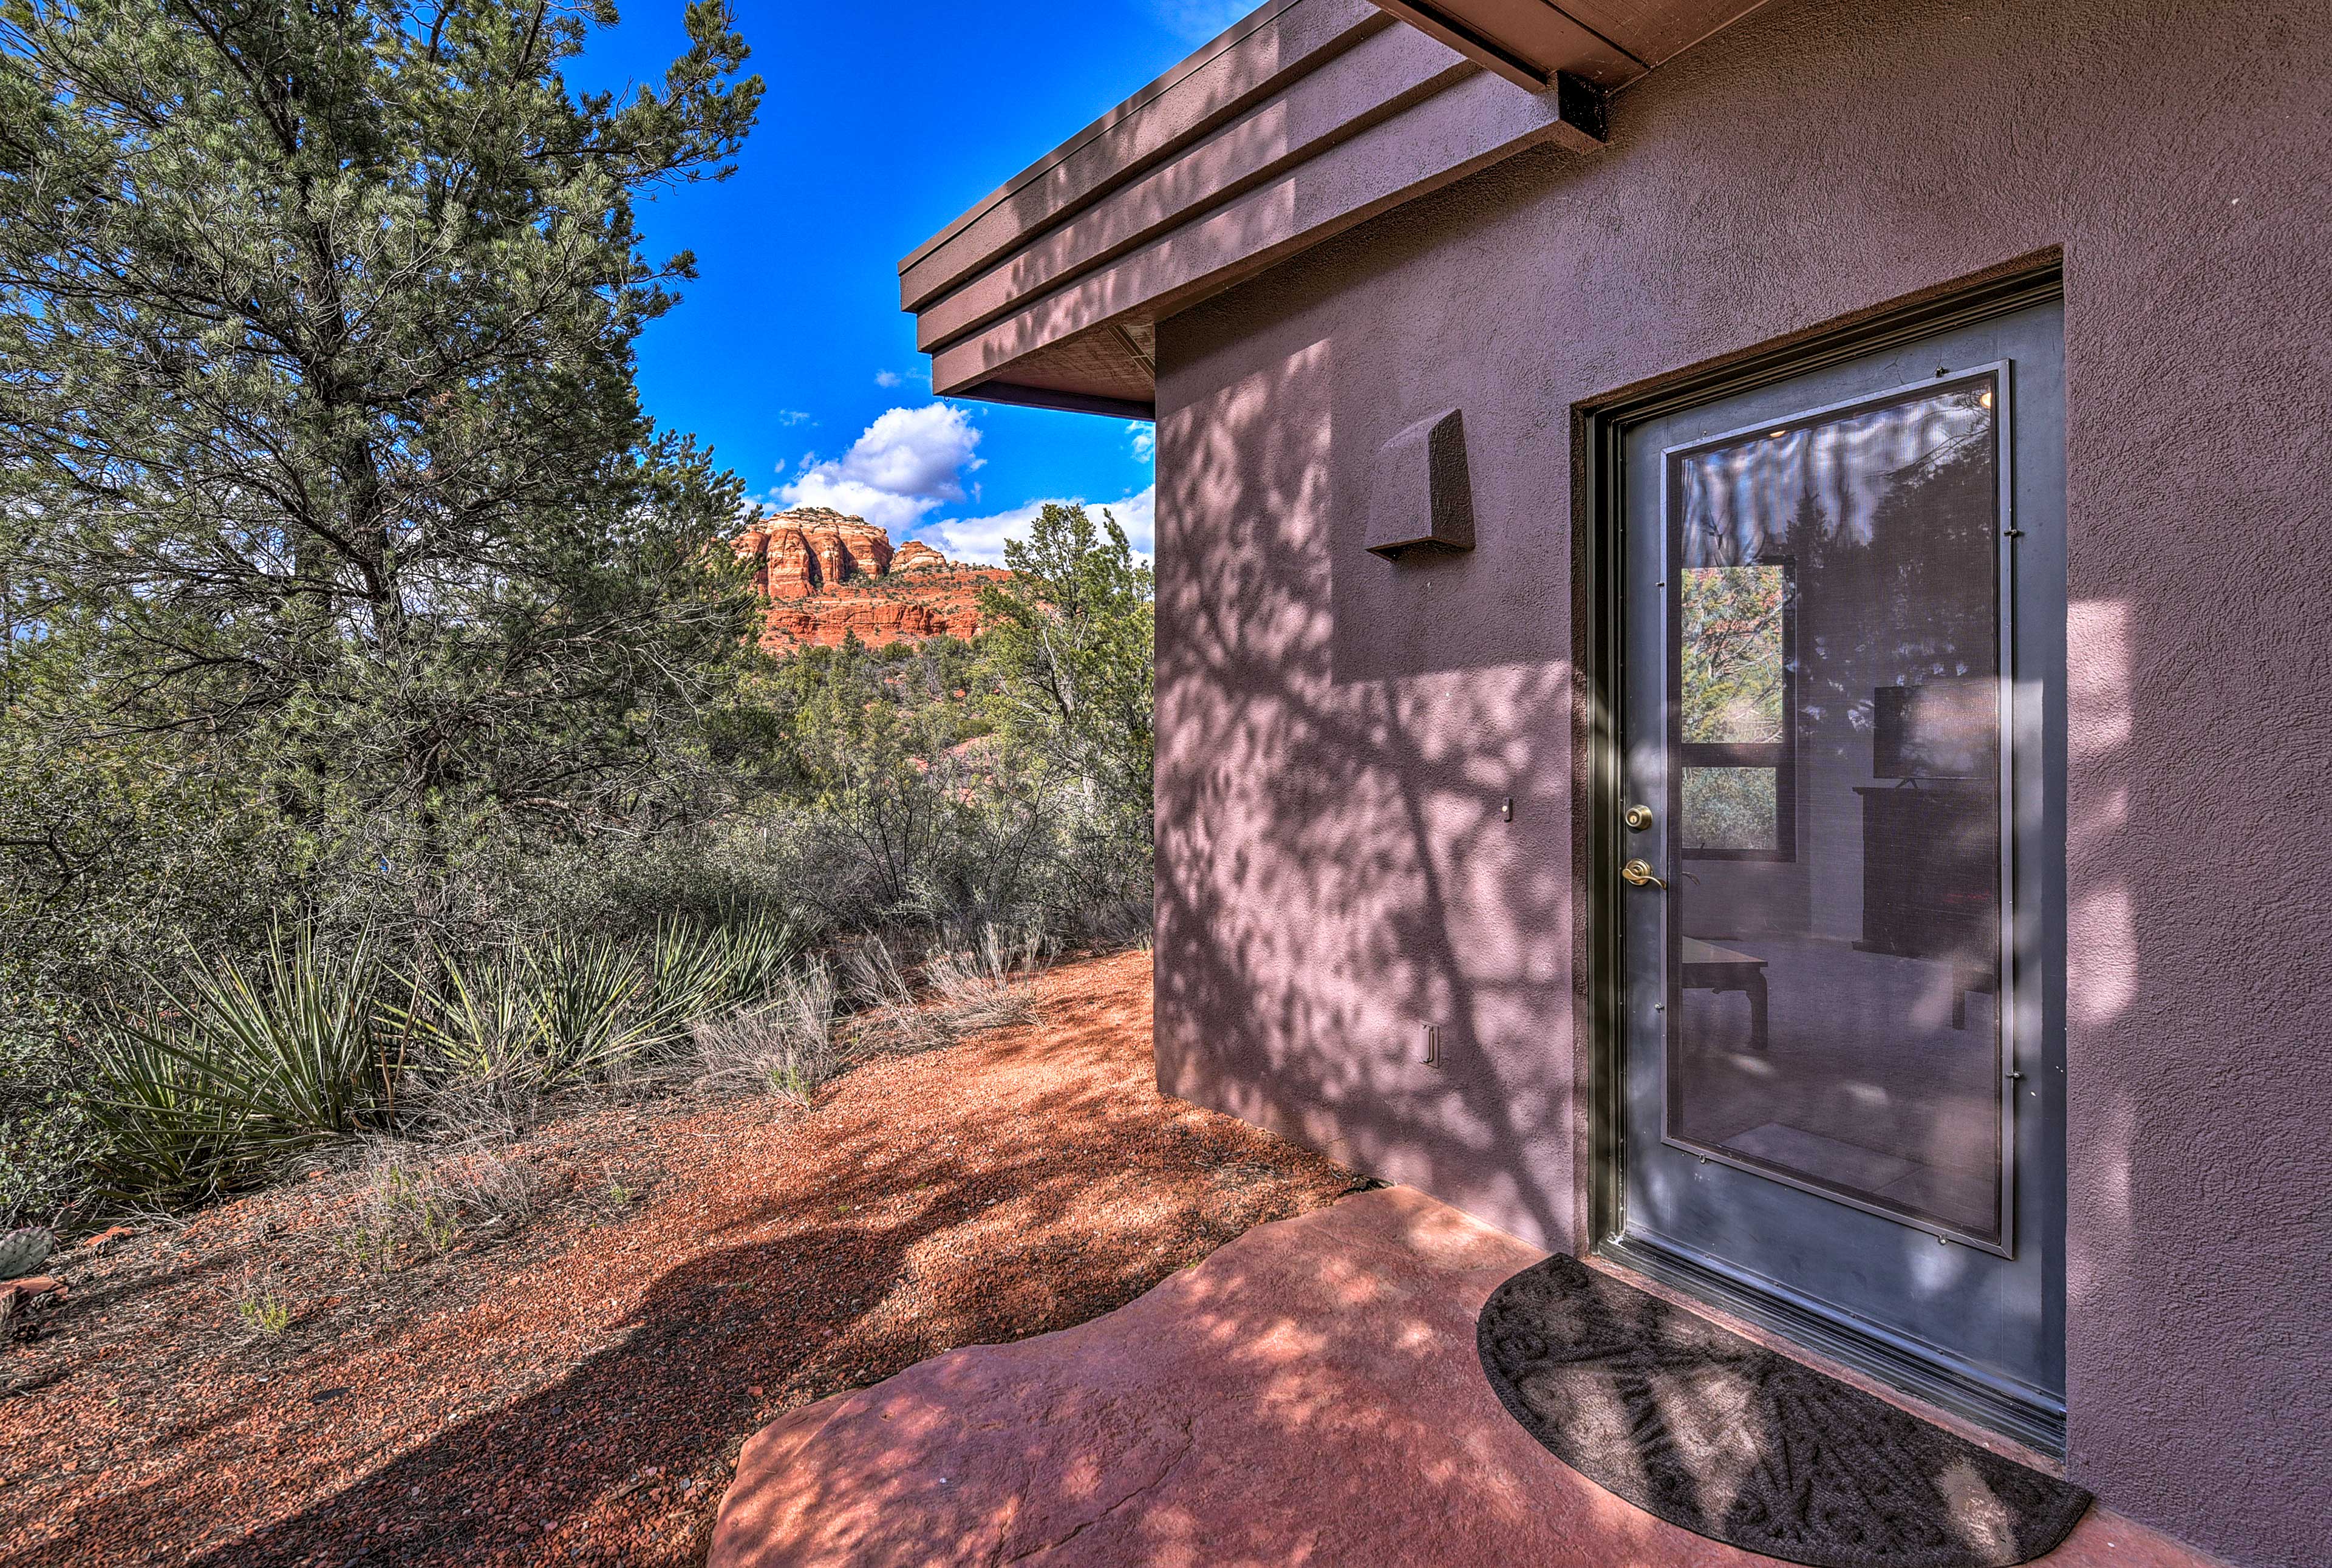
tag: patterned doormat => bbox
[1476,1257,2090,1568]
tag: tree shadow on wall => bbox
[1152,333,1580,1253]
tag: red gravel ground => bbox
[1,950,1355,1567]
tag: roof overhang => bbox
[1368,1,1765,91]
[902,0,1768,418]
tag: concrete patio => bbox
[710,1186,2217,1568]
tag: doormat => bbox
[1476,1256,2090,1568]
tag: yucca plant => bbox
[842,935,950,1054]
[643,913,803,1048]
[520,933,657,1083]
[81,1029,274,1205]
[89,923,392,1204]
[644,920,737,1045]
[718,912,804,1007]
[385,949,556,1106]
[395,929,683,1105]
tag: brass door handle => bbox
[1621,859,1668,890]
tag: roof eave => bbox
[901,1,1768,415]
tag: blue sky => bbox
[570,1,1253,560]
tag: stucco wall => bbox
[1148,2,2331,1564]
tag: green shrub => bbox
[0,1020,112,1229]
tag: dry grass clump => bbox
[331,1139,544,1272]
[843,937,947,1054]
[687,924,1047,1096]
[843,923,1043,1055]
[1063,894,1154,953]
[690,961,842,1105]
[926,922,1044,1033]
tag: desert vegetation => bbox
[3,953,1351,1568]
[0,0,1155,1236]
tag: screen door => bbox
[1614,298,2067,1441]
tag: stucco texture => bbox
[1148,2,2331,1565]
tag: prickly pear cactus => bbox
[0,1227,52,1280]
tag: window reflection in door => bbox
[1663,374,2009,1246]
[1681,561,1795,859]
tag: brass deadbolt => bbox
[1625,805,1655,831]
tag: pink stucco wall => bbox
[1149,2,2331,1564]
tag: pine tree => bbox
[977,503,1156,905]
[0,0,766,921]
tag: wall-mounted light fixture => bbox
[1366,408,1475,559]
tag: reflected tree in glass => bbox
[1680,562,1790,854]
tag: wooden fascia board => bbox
[958,381,1156,421]
[930,67,1607,397]
[898,0,1391,313]
[1369,0,1642,89]
[901,0,1317,274]
[913,23,1476,357]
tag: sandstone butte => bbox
[732,506,1010,654]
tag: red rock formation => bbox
[734,508,1008,653]
[734,506,895,600]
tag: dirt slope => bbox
[0,950,1352,1567]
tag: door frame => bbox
[1573,259,2068,1454]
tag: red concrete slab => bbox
[711,1186,2223,1568]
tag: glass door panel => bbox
[1665,373,2010,1247]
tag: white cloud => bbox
[1128,421,1156,462]
[1151,1,1254,43]
[919,505,1036,565]
[777,403,985,533]
[874,370,903,388]
[918,485,1155,567]
[773,409,813,426]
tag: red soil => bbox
[0,950,1354,1567]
